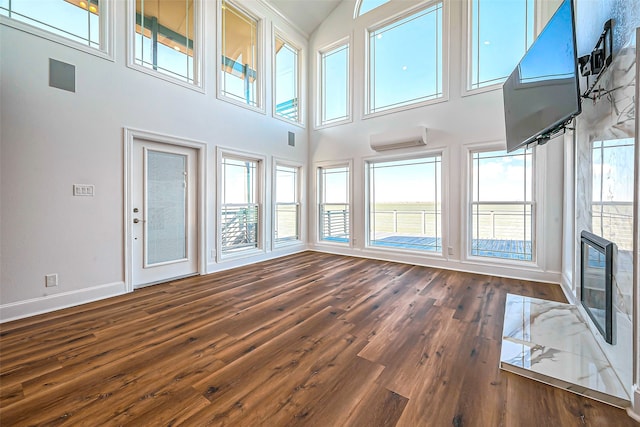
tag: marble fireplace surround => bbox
[500,293,630,408]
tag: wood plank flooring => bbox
[0,252,636,426]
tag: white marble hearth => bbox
[500,294,630,408]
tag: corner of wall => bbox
[627,385,640,422]
[560,272,577,304]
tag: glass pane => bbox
[221,1,258,106]
[321,43,349,124]
[369,3,442,113]
[470,0,534,89]
[221,204,258,253]
[473,149,531,202]
[2,0,100,47]
[319,166,349,242]
[276,165,297,203]
[368,157,441,252]
[146,150,187,265]
[275,204,299,241]
[321,166,348,203]
[358,0,389,16]
[135,0,195,83]
[275,37,299,121]
[471,148,533,261]
[222,157,257,204]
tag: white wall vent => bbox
[369,126,427,151]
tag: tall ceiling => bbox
[267,0,343,36]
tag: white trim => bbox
[0,1,114,61]
[315,36,353,129]
[461,141,541,268]
[272,24,306,127]
[363,148,447,256]
[363,0,449,119]
[125,0,205,92]
[460,0,537,97]
[272,157,305,250]
[307,247,562,285]
[216,147,267,263]
[314,159,354,247]
[0,281,126,323]
[216,0,266,114]
[629,385,640,422]
[123,127,207,293]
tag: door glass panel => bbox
[146,150,187,265]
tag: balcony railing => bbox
[592,201,633,251]
[320,204,349,242]
[221,204,259,253]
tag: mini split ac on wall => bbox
[369,126,428,151]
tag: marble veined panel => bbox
[500,294,630,408]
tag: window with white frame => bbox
[1,0,107,52]
[470,148,534,261]
[368,156,442,253]
[468,0,534,91]
[220,1,260,108]
[356,0,390,16]
[133,0,199,84]
[220,154,262,255]
[368,2,443,114]
[318,165,350,243]
[274,34,301,123]
[319,41,349,126]
[274,163,301,244]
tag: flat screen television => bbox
[503,0,581,152]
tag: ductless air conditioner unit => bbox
[369,126,428,152]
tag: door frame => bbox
[123,127,207,292]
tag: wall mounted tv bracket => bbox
[579,19,614,100]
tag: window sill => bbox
[1,16,113,62]
[363,94,448,120]
[126,63,205,94]
[273,113,305,129]
[315,116,353,130]
[218,247,266,263]
[217,93,266,115]
[461,83,503,98]
[462,254,539,270]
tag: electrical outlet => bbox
[448,247,454,255]
[45,273,58,287]
[73,184,95,196]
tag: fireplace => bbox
[580,230,616,344]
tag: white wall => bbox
[0,0,309,321]
[307,0,565,282]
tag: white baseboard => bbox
[628,385,640,422]
[308,245,563,285]
[0,281,127,323]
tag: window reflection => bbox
[221,1,259,107]
[1,0,101,48]
[135,0,195,83]
[275,36,300,122]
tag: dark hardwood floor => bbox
[0,252,636,426]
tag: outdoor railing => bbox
[221,204,259,253]
[320,205,349,241]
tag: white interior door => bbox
[131,140,199,288]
